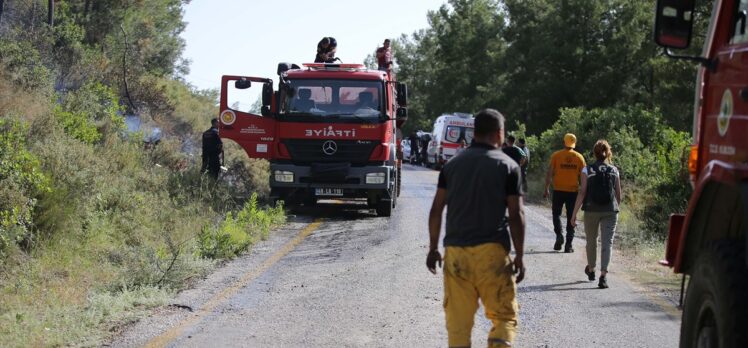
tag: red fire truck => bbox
[217,63,408,216]
[654,0,748,346]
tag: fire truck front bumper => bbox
[269,163,394,198]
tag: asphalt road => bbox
[111,164,681,347]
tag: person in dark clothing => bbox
[518,138,529,194]
[420,133,431,166]
[502,135,527,166]
[315,37,338,63]
[502,135,527,193]
[408,132,420,164]
[201,118,223,179]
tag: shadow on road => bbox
[287,201,378,221]
[518,281,599,293]
[403,163,437,172]
[525,250,560,255]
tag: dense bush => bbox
[0,118,50,257]
[0,40,53,92]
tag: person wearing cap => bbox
[543,133,586,252]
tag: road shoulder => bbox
[107,217,317,347]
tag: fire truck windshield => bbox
[281,79,385,123]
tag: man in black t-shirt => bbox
[502,135,527,167]
[408,132,420,164]
[427,109,526,348]
[502,135,527,193]
[201,118,223,179]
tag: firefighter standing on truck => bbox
[201,118,223,179]
[427,109,526,348]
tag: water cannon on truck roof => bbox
[217,62,408,216]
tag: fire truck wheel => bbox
[376,198,393,217]
[680,241,748,348]
[396,167,402,198]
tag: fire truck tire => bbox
[680,241,748,348]
[396,166,402,198]
[376,198,393,217]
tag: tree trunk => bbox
[84,0,91,17]
[0,0,5,24]
[47,0,53,27]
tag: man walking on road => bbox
[428,109,526,348]
[502,135,527,167]
[518,138,529,193]
[543,133,586,252]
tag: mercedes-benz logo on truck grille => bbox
[322,140,338,155]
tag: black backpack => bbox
[587,163,616,205]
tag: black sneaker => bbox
[584,266,596,281]
[564,246,574,253]
[598,275,609,289]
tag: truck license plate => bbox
[315,188,343,197]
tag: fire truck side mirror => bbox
[396,107,408,121]
[396,83,408,107]
[235,79,252,89]
[653,0,695,49]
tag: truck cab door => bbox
[703,2,748,165]
[219,75,276,159]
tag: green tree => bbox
[394,0,507,132]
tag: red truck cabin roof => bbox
[284,64,387,81]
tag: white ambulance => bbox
[426,113,475,169]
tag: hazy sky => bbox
[180,0,446,97]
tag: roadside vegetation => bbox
[392,0,709,289]
[0,1,282,346]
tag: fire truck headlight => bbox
[274,170,294,183]
[366,172,386,184]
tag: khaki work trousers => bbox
[443,243,518,348]
[583,211,618,272]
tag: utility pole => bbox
[47,0,53,26]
